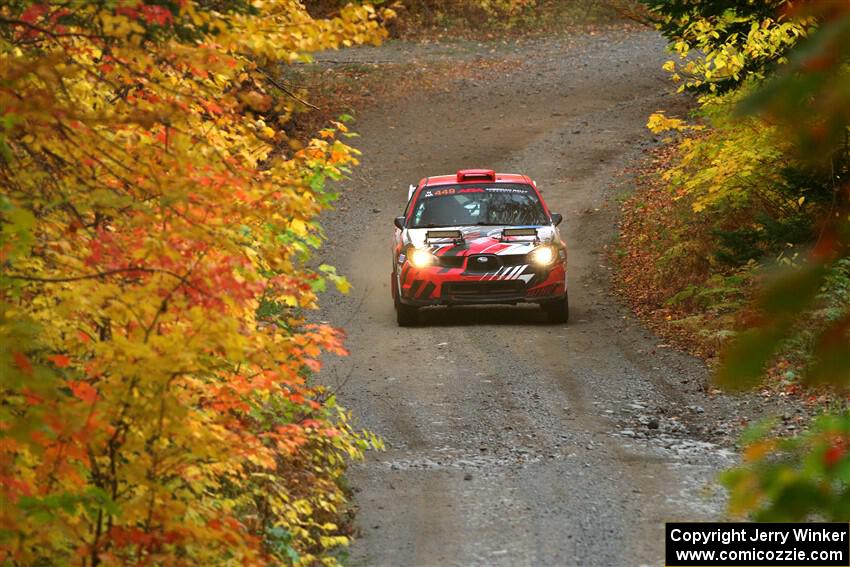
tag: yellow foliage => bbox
[647,111,704,134]
[0,1,388,564]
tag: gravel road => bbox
[314,28,756,567]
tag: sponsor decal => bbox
[418,183,534,199]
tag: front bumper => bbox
[395,262,567,306]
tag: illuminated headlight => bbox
[529,245,557,266]
[408,248,434,268]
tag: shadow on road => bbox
[416,304,555,326]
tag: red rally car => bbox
[391,169,568,326]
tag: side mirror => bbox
[551,213,563,226]
[394,216,406,230]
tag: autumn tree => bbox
[642,0,811,94]
[642,0,850,520]
[0,1,388,564]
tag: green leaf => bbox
[716,325,789,390]
[758,264,827,316]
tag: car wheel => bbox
[543,292,569,324]
[393,275,419,326]
[391,272,399,305]
[396,302,419,327]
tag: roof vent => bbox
[456,169,496,182]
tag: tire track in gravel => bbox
[315,28,738,566]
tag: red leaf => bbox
[69,381,98,404]
[115,6,140,20]
[13,352,33,375]
[0,475,33,500]
[48,354,71,368]
[20,4,48,24]
[824,444,846,468]
[140,5,173,26]
[21,387,42,406]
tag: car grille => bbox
[465,254,527,273]
[437,256,465,268]
[465,255,500,272]
[442,281,525,303]
[500,254,527,267]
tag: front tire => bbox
[393,275,419,326]
[396,301,419,326]
[543,292,569,324]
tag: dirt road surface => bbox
[315,28,753,566]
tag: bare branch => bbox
[258,67,320,111]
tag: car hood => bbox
[404,225,557,256]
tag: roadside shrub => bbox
[723,411,850,522]
[359,0,637,36]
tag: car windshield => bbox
[409,184,548,228]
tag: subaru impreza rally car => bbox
[391,169,568,326]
